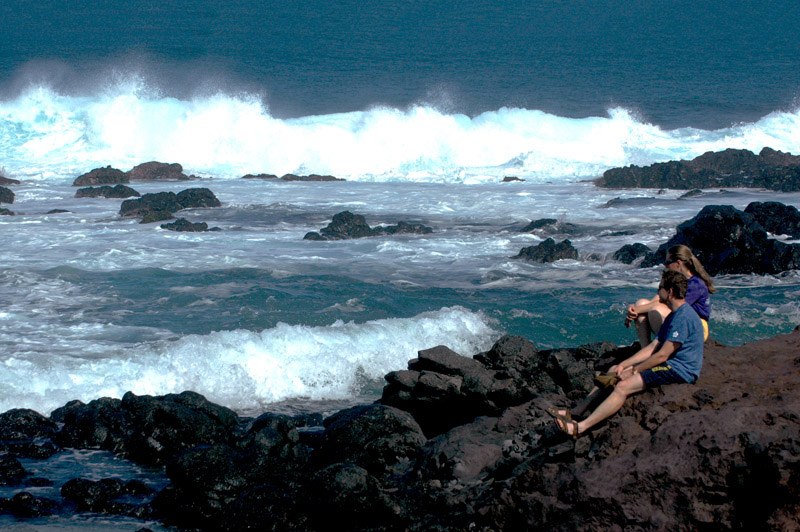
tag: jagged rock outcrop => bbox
[596,147,800,191]
[0,186,15,204]
[513,237,578,262]
[0,176,20,186]
[744,201,800,239]
[641,204,800,274]
[303,211,433,240]
[75,185,141,199]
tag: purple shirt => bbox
[685,275,710,320]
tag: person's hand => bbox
[618,366,635,379]
[626,304,638,321]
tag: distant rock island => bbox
[72,162,195,186]
[596,147,800,191]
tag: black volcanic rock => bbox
[304,211,432,240]
[75,185,141,199]
[61,477,154,515]
[641,204,800,275]
[513,238,578,262]
[175,188,222,209]
[0,208,14,215]
[128,162,191,181]
[744,201,800,239]
[280,173,343,181]
[241,173,279,180]
[140,211,174,224]
[314,404,425,476]
[0,457,27,486]
[0,175,20,186]
[120,192,182,217]
[0,408,57,441]
[613,243,651,264]
[120,188,220,219]
[0,186,14,204]
[160,218,218,232]
[73,166,129,186]
[521,218,582,234]
[596,147,800,191]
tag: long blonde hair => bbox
[668,245,715,294]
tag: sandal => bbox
[554,416,580,440]
[545,407,572,422]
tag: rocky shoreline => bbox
[1,328,798,531]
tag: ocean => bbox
[2,0,800,422]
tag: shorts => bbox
[701,318,709,341]
[640,364,690,387]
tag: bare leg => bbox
[576,374,646,434]
[635,300,670,346]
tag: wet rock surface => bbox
[640,203,800,274]
[0,186,14,204]
[75,184,141,199]
[597,147,800,191]
[119,188,221,220]
[160,218,220,232]
[73,162,195,186]
[304,210,433,240]
[513,237,578,262]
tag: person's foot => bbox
[554,416,580,440]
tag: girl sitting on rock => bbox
[625,244,714,344]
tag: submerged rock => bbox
[160,218,219,232]
[0,176,20,186]
[304,210,432,240]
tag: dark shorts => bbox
[640,365,689,387]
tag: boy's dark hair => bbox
[660,270,688,299]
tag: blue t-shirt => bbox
[656,303,704,383]
[685,275,711,320]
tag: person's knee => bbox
[635,298,651,307]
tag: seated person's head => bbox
[660,270,688,299]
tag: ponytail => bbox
[668,245,715,294]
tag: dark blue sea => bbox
[1,6,799,526]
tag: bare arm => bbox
[612,339,680,377]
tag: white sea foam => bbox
[0,306,499,416]
[2,85,800,183]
